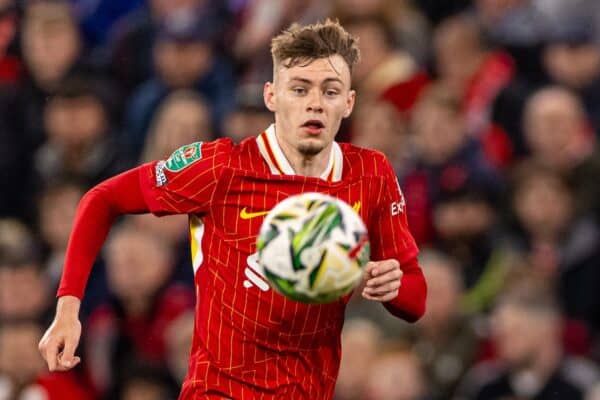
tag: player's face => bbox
[264,55,355,156]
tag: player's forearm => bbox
[383,257,427,322]
[57,167,149,299]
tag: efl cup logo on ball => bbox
[257,192,370,304]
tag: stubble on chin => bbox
[297,141,325,156]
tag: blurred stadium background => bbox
[1,0,600,399]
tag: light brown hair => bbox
[270,19,360,73]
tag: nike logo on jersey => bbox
[240,201,361,220]
[240,208,270,219]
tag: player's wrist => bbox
[56,295,81,320]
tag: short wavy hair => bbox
[270,19,360,73]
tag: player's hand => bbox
[361,259,402,302]
[38,296,82,372]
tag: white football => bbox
[256,192,370,303]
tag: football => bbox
[256,192,370,304]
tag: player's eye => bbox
[292,87,306,95]
[324,89,340,97]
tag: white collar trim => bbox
[256,124,343,182]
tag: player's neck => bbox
[293,153,330,178]
[275,131,331,178]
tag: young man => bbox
[39,20,427,399]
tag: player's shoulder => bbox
[156,138,235,177]
[339,142,393,177]
[205,137,236,154]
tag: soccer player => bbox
[39,20,427,399]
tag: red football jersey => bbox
[137,126,420,399]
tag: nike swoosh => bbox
[240,201,361,220]
[240,207,270,219]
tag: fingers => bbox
[363,279,401,296]
[362,259,403,302]
[39,337,60,372]
[364,259,399,278]
[39,328,81,372]
[362,289,398,303]
[58,336,80,370]
[364,262,402,288]
[58,353,81,371]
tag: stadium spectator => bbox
[0,320,94,400]
[0,218,39,265]
[38,181,85,288]
[474,0,545,48]
[344,14,428,115]
[332,0,430,64]
[433,14,514,135]
[404,249,480,399]
[21,1,82,95]
[73,0,144,48]
[0,262,50,323]
[403,84,503,246]
[542,19,600,134]
[35,77,128,187]
[0,0,88,221]
[522,87,600,219]
[350,99,412,176]
[335,318,383,400]
[83,224,193,395]
[509,162,600,332]
[164,311,195,385]
[364,343,429,400]
[432,14,515,167]
[112,361,178,400]
[124,10,235,160]
[460,279,595,400]
[108,0,229,94]
[0,0,19,85]
[588,383,600,400]
[140,89,213,162]
[431,180,514,314]
[0,220,48,323]
[222,83,273,143]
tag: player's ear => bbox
[343,89,356,118]
[264,82,276,112]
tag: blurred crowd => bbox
[1,0,600,399]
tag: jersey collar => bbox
[256,124,343,182]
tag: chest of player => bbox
[204,167,378,255]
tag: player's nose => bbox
[306,89,323,113]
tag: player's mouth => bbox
[301,120,325,135]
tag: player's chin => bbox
[297,140,326,156]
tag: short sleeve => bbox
[138,139,233,216]
[369,155,419,264]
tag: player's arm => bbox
[362,157,427,322]
[39,166,150,371]
[39,140,230,371]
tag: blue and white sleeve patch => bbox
[155,160,168,187]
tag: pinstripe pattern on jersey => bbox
[139,135,417,399]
